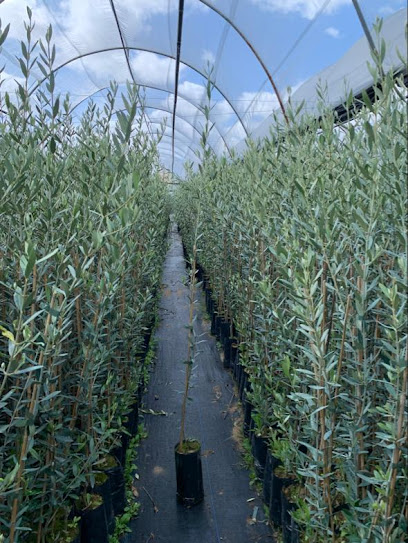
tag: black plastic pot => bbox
[93,477,115,535]
[205,289,212,314]
[208,297,214,318]
[263,451,281,506]
[281,488,300,543]
[175,442,204,506]
[221,322,232,369]
[239,371,247,400]
[269,468,295,527]
[243,397,253,438]
[251,434,268,479]
[234,355,242,382]
[230,342,238,368]
[220,320,229,343]
[229,343,236,372]
[105,463,126,516]
[143,330,151,351]
[211,311,217,336]
[80,501,109,543]
[215,316,222,340]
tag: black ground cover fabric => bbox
[124,227,273,543]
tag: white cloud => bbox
[379,6,396,16]
[0,0,51,40]
[325,26,341,38]
[201,49,216,66]
[250,0,351,19]
[178,81,207,102]
[237,91,279,118]
[224,121,247,148]
[132,52,186,88]
[0,71,25,92]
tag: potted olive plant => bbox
[174,220,204,506]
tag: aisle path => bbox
[125,227,272,543]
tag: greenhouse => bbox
[0,1,407,542]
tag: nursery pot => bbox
[93,473,115,535]
[107,465,126,517]
[221,322,232,369]
[80,497,109,543]
[243,397,253,438]
[239,370,249,401]
[215,315,222,340]
[211,311,217,336]
[175,440,204,506]
[230,341,238,369]
[269,467,296,527]
[263,451,281,506]
[281,486,301,543]
[234,354,242,382]
[251,433,268,479]
[101,456,126,517]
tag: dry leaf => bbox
[201,449,215,457]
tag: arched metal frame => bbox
[35,0,290,167]
[142,119,200,158]
[68,86,231,155]
[144,105,224,155]
[111,104,222,157]
[157,133,197,160]
[28,47,249,137]
[157,143,196,163]
[198,0,288,124]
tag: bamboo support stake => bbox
[356,275,367,500]
[9,293,56,543]
[178,245,196,449]
[385,341,408,524]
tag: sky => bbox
[0,0,406,174]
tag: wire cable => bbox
[108,0,153,138]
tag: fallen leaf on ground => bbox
[141,408,168,416]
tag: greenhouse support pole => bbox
[351,0,383,76]
[172,0,185,174]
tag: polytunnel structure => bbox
[0,2,407,543]
[0,0,405,175]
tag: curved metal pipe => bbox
[198,0,288,124]
[28,46,248,136]
[68,85,231,155]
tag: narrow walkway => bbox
[124,227,272,543]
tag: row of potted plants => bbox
[174,61,407,542]
[0,17,170,543]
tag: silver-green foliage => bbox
[0,13,170,543]
[174,65,407,542]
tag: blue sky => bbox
[0,0,406,173]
